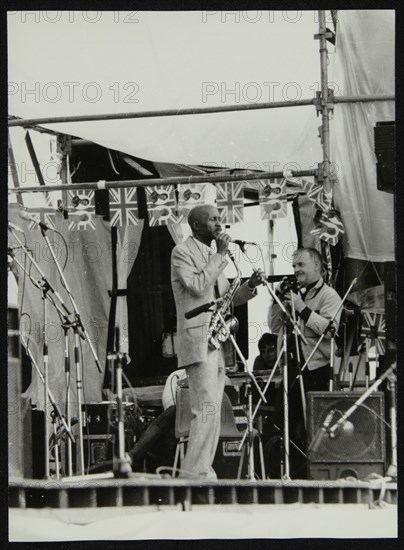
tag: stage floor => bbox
[9,502,398,540]
[10,474,397,508]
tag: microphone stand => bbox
[351,342,366,390]
[289,291,307,428]
[328,365,395,437]
[386,370,397,479]
[238,339,284,452]
[37,223,104,475]
[8,231,76,477]
[62,322,73,477]
[280,317,291,479]
[308,365,395,459]
[232,241,307,345]
[110,328,132,478]
[234,242,308,479]
[41,285,51,478]
[19,333,74,445]
[248,272,308,347]
[9,222,102,476]
[329,326,336,391]
[36,224,103,375]
[8,226,72,319]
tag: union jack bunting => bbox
[310,209,345,246]
[360,311,386,355]
[26,194,57,230]
[258,178,287,220]
[145,185,181,226]
[288,177,332,211]
[177,183,208,221]
[109,187,140,226]
[216,182,244,224]
[67,190,96,231]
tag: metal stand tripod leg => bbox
[236,383,266,480]
[282,325,290,480]
[386,376,397,478]
[113,353,132,478]
[63,328,73,477]
[247,386,255,480]
[329,327,336,391]
[41,292,50,479]
[51,412,60,479]
[225,329,267,480]
[290,293,307,428]
[74,329,85,475]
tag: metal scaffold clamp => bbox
[314,89,335,116]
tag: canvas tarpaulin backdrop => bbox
[8,11,322,169]
[330,10,395,262]
[8,203,111,415]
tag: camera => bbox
[279,275,299,295]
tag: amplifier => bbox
[374,121,395,193]
[82,434,114,473]
[307,391,386,480]
[82,402,138,434]
[81,402,143,464]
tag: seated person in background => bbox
[253,333,278,372]
[129,368,234,473]
[129,369,186,472]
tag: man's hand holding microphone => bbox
[215,232,264,291]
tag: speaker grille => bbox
[307,392,385,463]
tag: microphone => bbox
[8,221,25,234]
[307,409,335,455]
[185,299,222,320]
[231,239,257,249]
[19,209,51,231]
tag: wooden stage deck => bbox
[9,475,397,510]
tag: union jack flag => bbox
[145,185,181,226]
[177,183,208,222]
[258,178,287,220]
[24,193,56,230]
[360,311,386,355]
[216,182,244,224]
[67,190,96,231]
[310,209,345,246]
[109,187,139,226]
[289,177,332,211]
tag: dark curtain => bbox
[127,225,177,380]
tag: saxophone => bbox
[207,252,241,350]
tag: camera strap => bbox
[300,280,324,302]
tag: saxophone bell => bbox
[208,316,239,350]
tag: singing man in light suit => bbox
[171,204,263,479]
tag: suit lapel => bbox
[185,236,209,270]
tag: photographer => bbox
[270,247,342,392]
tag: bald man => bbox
[171,204,263,480]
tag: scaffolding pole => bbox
[316,10,332,194]
[8,169,317,195]
[8,95,394,129]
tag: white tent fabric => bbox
[330,10,395,261]
[8,11,322,170]
[8,10,395,265]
